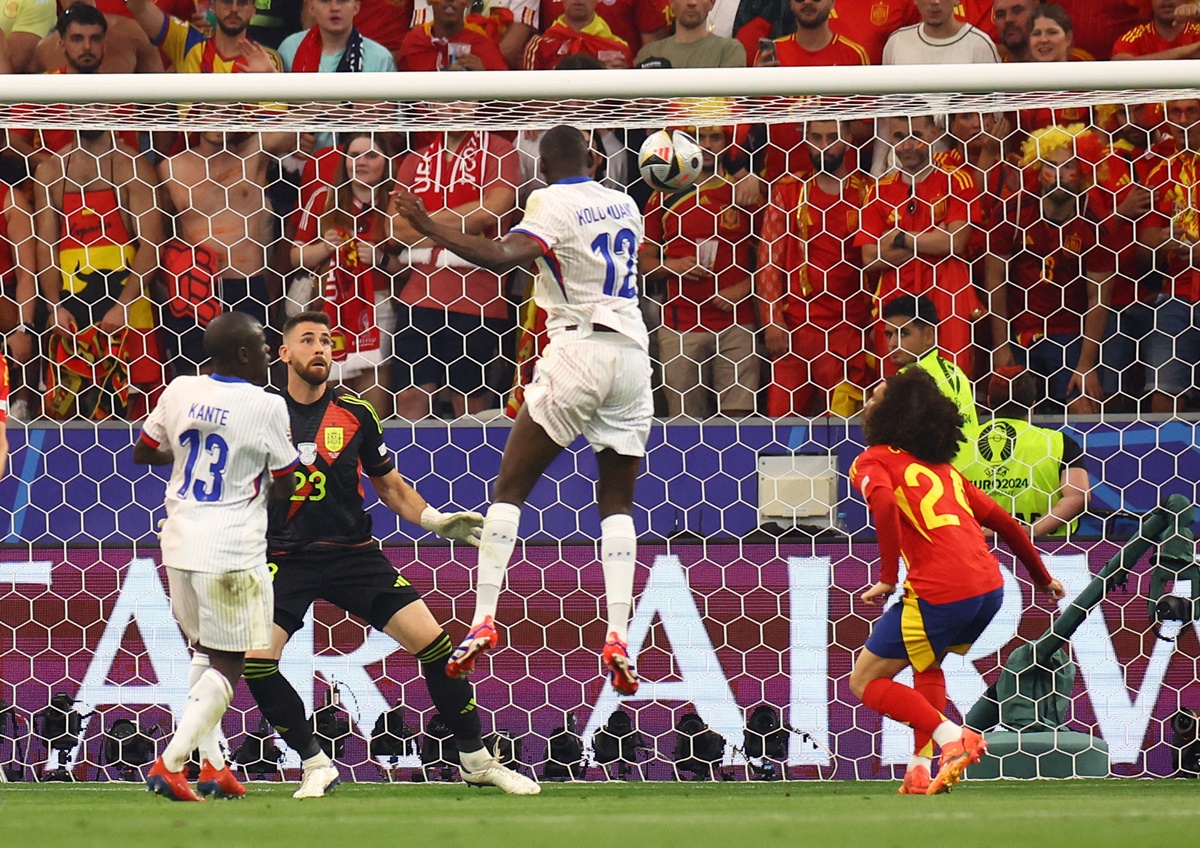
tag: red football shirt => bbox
[855,166,980,308]
[759,34,869,180]
[1112,21,1200,57]
[758,173,874,329]
[1056,0,1151,61]
[851,445,1007,603]
[1143,151,1200,302]
[826,0,918,65]
[642,176,758,333]
[989,193,1116,341]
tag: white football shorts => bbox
[524,331,653,457]
[167,563,274,652]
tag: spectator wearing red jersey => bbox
[35,0,162,72]
[758,119,873,417]
[398,0,507,70]
[1016,7,1090,137]
[411,0,539,69]
[1112,0,1200,60]
[539,0,666,58]
[733,0,917,66]
[640,126,761,419]
[523,0,633,68]
[985,125,1116,415]
[1054,0,1148,60]
[1137,98,1200,414]
[856,114,983,378]
[753,0,868,181]
[292,133,400,417]
[389,128,520,418]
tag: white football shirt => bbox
[141,375,299,573]
[511,176,649,350]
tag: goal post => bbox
[0,62,1198,784]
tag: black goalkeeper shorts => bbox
[268,545,422,636]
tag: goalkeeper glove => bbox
[420,506,484,546]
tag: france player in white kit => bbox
[393,125,650,694]
[134,312,299,801]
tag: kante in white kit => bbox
[392,124,653,695]
[134,311,299,802]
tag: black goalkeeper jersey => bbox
[267,386,395,553]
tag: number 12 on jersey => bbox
[591,227,638,299]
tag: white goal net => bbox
[0,63,1198,785]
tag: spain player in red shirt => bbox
[848,368,1065,795]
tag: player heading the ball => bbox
[392,125,652,696]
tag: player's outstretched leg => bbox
[447,503,521,678]
[926,727,988,796]
[416,633,540,795]
[446,615,499,679]
[600,513,639,694]
[244,659,340,799]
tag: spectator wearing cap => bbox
[634,0,745,68]
[960,366,1090,537]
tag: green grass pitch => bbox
[2,780,1197,848]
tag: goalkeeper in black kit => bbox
[244,310,540,798]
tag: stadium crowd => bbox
[1,0,1200,422]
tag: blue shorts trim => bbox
[865,586,1003,672]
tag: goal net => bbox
[0,63,1198,785]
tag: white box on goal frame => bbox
[757,454,838,522]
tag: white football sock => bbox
[189,652,225,770]
[908,754,932,772]
[162,668,234,773]
[472,502,521,626]
[931,720,962,748]
[302,750,332,771]
[601,513,637,642]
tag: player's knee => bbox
[848,667,872,701]
[415,632,454,667]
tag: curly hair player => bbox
[848,368,1066,795]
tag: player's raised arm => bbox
[391,189,543,274]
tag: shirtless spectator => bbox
[1,174,37,419]
[33,127,164,419]
[1112,0,1200,60]
[124,0,281,73]
[2,0,56,73]
[35,0,162,73]
[157,129,294,373]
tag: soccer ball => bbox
[638,129,704,193]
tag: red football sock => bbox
[912,668,947,759]
[862,678,945,736]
